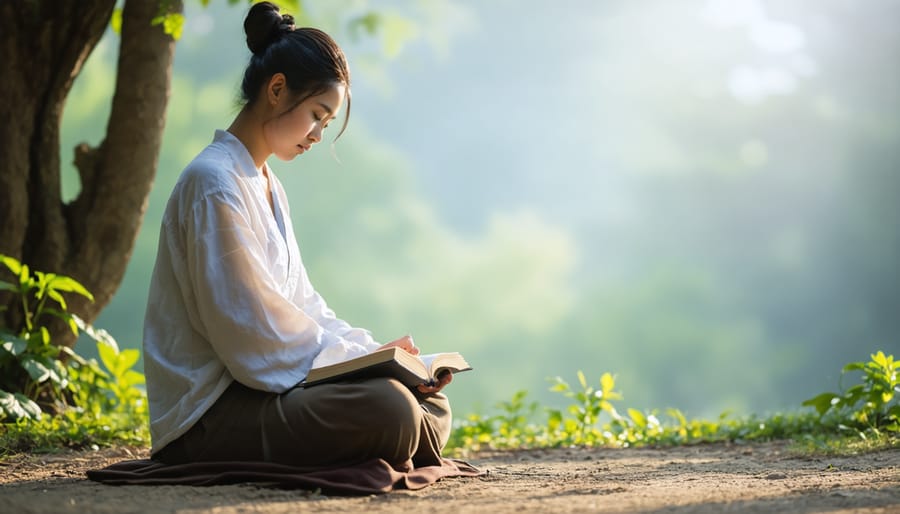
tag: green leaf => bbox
[110,8,122,34]
[14,392,42,420]
[628,408,646,428]
[605,390,623,401]
[0,281,18,293]
[667,408,688,427]
[577,370,587,389]
[122,369,146,387]
[19,263,31,286]
[35,270,50,288]
[52,358,69,389]
[117,349,141,374]
[547,409,562,430]
[842,362,866,372]
[888,404,900,419]
[46,289,67,310]
[151,13,185,40]
[97,341,120,377]
[600,372,615,394]
[802,392,839,416]
[549,376,569,390]
[42,308,79,336]
[0,254,22,276]
[843,384,866,406]
[39,326,51,346]
[48,275,94,302]
[58,345,87,366]
[0,390,25,420]
[275,0,301,15]
[0,334,28,357]
[872,351,888,368]
[22,358,52,383]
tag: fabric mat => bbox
[86,457,482,495]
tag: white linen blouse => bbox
[142,129,381,453]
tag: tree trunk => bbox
[0,0,182,346]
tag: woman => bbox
[143,1,453,468]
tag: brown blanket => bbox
[86,457,482,495]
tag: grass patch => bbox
[789,431,900,457]
[0,409,148,458]
[1,255,149,459]
[445,352,900,458]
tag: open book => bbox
[303,347,472,388]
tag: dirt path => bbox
[1,442,898,513]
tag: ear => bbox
[265,73,288,106]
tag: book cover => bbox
[303,347,471,388]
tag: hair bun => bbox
[279,14,296,31]
[244,2,291,55]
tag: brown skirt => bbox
[153,377,452,469]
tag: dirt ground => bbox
[1,441,898,513]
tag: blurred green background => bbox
[62,0,899,418]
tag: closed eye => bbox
[314,101,336,127]
[313,110,333,126]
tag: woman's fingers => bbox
[394,335,419,355]
[416,371,452,394]
[378,335,419,355]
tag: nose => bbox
[309,124,323,144]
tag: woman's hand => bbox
[377,336,452,393]
[417,370,453,394]
[377,335,420,355]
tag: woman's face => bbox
[263,82,346,162]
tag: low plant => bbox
[547,371,622,446]
[802,351,900,436]
[0,254,95,419]
[446,351,900,456]
[545,371,734,448]
[0,255,149,454]
[447,390,546,453]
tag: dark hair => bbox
[241,2,351,141]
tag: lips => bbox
[297,144,310,153]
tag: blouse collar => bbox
[213,129,263,179]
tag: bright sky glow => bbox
[701,0,811,103]
[728,65,797,103]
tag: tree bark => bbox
[0,0,182,346]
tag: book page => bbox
[419,352,470,377]
[419,354,440,376]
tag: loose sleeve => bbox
[301,285,383,368]
[185,189,369,392]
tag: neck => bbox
[227,106,270,171]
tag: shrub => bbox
[0,255,148,453]
[803,351,900,436]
